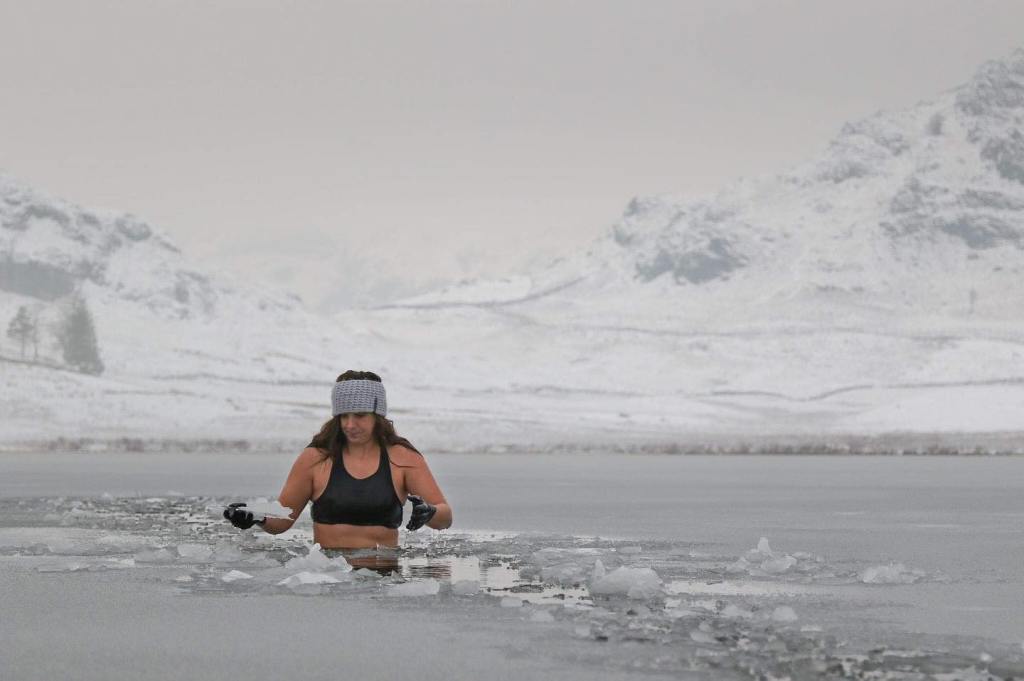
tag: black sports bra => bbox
[310,444,403,528]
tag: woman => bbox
[224,371,452,550]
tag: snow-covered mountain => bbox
[398,49,1024,324]
[4,49,1024,452]
[372,48,1024,444]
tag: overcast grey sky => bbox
[2,1,1023,309]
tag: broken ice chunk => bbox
[590,566,662,599]
[221,570,253,583]
[283,543,352,573]
[278,571,341,588]
[760,554,797,574]
[241,499,294,520]
[859,562,924,584]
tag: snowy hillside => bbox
[374,48,1024,444]
[4,49,1024,452]
[0,174,350,442]
[397,49,1024,324]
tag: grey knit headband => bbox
[331,379,387,417]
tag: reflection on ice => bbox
[4,494,1024,680]
[388,579,441,597]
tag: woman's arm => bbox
[260,447,318,534]
[396,447,452,530]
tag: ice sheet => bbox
[4,487,1024,680]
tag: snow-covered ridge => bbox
[398,49,1024,323]
[0,173,300,319]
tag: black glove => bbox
[223,502,263,530]
[406,495,437,531]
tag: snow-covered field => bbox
[2,452,1023,680]
[4,50,1024,450]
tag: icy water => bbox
[2,453,1023,680]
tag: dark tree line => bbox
[6,295,103,375]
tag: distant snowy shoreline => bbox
[3,431,1022,456]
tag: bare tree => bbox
[6,305,35,360]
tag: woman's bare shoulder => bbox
[387,444,425,466]
[295,446,327,467]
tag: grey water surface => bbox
[2,452,1023,680]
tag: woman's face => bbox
[340,412,376,445]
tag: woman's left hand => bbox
[405,495,437,531]
[223,502,264,530]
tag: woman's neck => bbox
[345,441,377,458]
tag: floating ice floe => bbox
[282,543,352,573]
[278,571,341,588]
[859,562,925,584]
[590,566,663,599]
[529,609,556,622]
[105,557,135,569]
[59,507,103,525]
[221,570,253,583]
[526,547,603,586]
[386,579,440,597]
[761,555,798,574]
[727,537,802,576]
[771,606,799,623]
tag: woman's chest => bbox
[313,458,405,499]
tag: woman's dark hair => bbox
[308,370,420,465]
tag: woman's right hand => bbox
[223,502,263,529]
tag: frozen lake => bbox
[2,452,1023,680]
